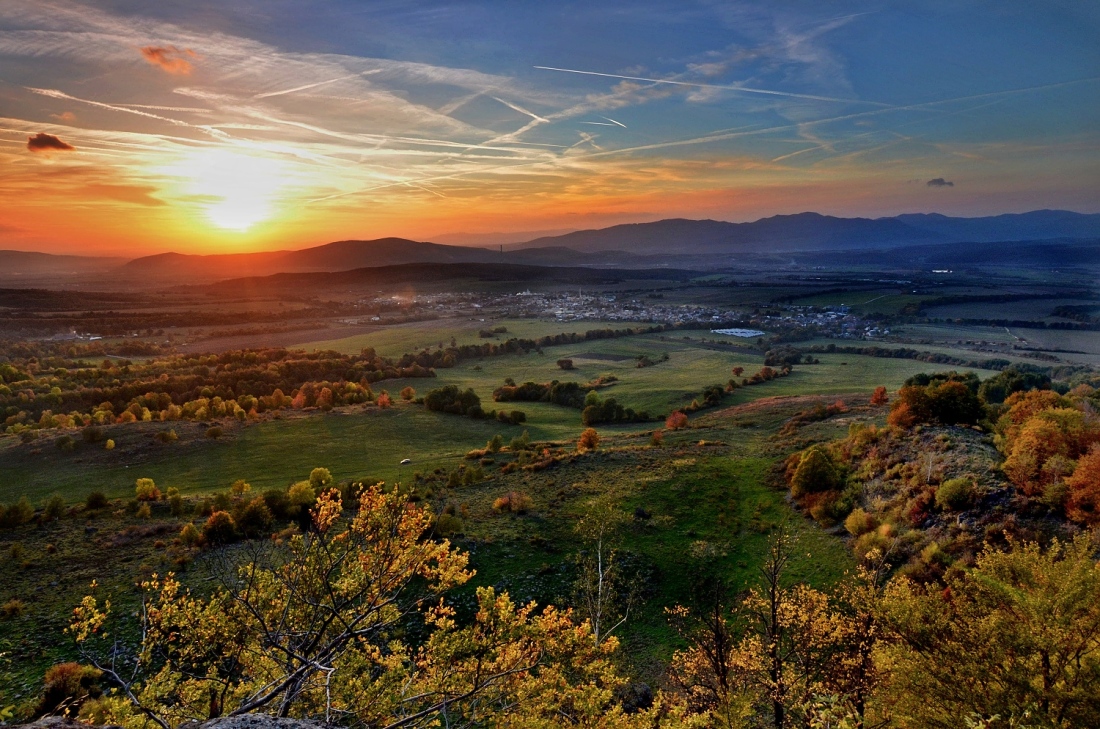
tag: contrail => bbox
[253,71,378,99]
[26,87,230,139]
[491,97,549,123]
[580,121,617,126]
[534,65,892,107]
[601,116,627,128]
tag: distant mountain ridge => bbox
[505,210,1100,255]
[4,210,1100,282]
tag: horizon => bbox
[1,2,1098,257]
[3,206,1098,261]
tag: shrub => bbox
[105,439,115,450]
[376,392,393,409]
[309,467,333,490]
[262,489,291,520]
[85,491,110,510]
[936,478,976,511]
[202,511,238,545]
[288,481,317,516]
[870,386,889,406]
[230,478,251,495]
[234,497,274,538]
[206,426,223,439]
[493,491,532,514]
[577,427,600,452]
[55,434,76,451]
[650,429,664,447]
[510,429,531,451]
[37,662,103,716]
[135,478,161,501]
[0,497,35,528]
[434,513,464,536]
[43,494,66,521]
[665,411,689,430]
[136,503,152,519]
[82,425,104,443]
[1,598,25,618]
[789,446,840,498]
[153,429,178,443]
[557,359,575,370]
[424,385,483,418]
[487,434,504,453]
[169,493,186,516]
[179,523,201,546]
[400,386,416,401]
[844,508,877,536]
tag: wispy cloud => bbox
[139,45,197,75]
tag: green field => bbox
[0,329,986,505]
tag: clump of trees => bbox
[581,392,650,426]
[887,371,985,429]
[423,385,484,418]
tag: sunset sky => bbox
[1,1,1098,256]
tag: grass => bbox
[0,330,971,506]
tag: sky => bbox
[0,1,1098,256]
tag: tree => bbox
[869,386,889,406]
[70,486,658,729]
[557,358,575,370]
[134,478,160,501]
[573,500,634,647]
[789,446,840,498]
[578,427,601,451]
[1066,445,1100,525]
[877,535,1100,728]
[666,411,689,430]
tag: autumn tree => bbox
[1066,445,1100,525]
[877,535,1100,727]
[573,500,635,646]
[70,486,666,729]
[578,427,601,451]
[869,386,889,406]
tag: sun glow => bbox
[173,149,288,232]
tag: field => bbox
[0,328,969,505]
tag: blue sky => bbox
[0,0,1097,254]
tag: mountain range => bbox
[3,209,1099,283]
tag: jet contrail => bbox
[534,65,892,107]
[491,97,549,123]
[580,121,616,126]
[253,71,378,99]
[601,116,627,128]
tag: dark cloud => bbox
[926,177,954,187]
[27,132,75,153]
[140,45,197,75]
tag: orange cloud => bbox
[27,132,75,153]
[50,111,77,122]
[139,45,197,75]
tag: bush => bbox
[557,359,575,370]
[135,478,161,501]
[2,598,25,618]
[234,497,274,538]
[104,438,115,450]
[169,493,186,516]
[936,478,976,511]
[153,429,178,443]
[424,385,483,418]
[845,508,877,536]
[262,489,291,520]
[434,513,464,536]
[206,426,223,438]
[85,491,110,510]
[376,392,393,409]
[577,427,600,451]
[55,434,76,451]
[179,523,201,546]
[288,481,317,516]
[510,429,531,451]
[82,425,104,443]
[400,386,416,401]
[0,497,35,528]
[789,446,841,498]
[43,494,66,521]
[493,491,532,514]
[202,511,238,545]
[37,662,103,716]
[650,429,664,447]
[666,411,689,430]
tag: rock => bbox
[198,716,330,729]
[18,718,121,729]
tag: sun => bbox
[174,148,287,232]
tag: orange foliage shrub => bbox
[577,427,600,451]
[1002,409,1100,496]
[666,411,689,430]
[870,386,889,406]
[492,491,532,513]
[376,392,393,409]
[1066,446,1100,525]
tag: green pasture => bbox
[294,318,653,358]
